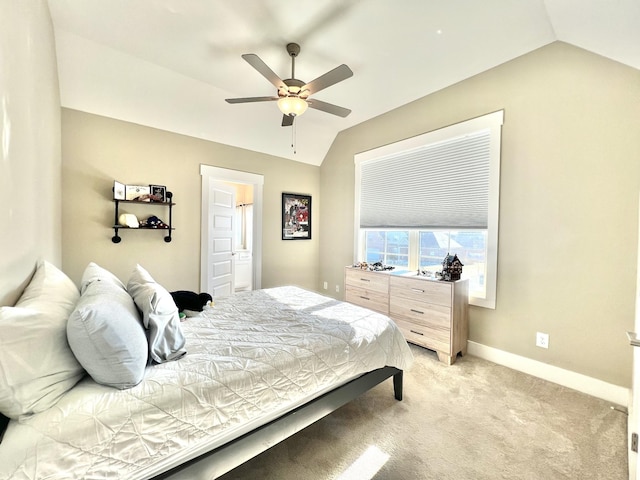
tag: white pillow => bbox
[16,259,80,315]
[80,261,126,293]
[67,272,148,389]
[0,261,84,419]
[127,264,186,363]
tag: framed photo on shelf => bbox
[150,185,167,202]
[125,185,151,201]
[282,192,311,240]
[113,181,126,200]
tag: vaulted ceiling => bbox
[48,0,640,166]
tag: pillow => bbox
[80,261,126,293]
[127,265,186,363]
[16,259,80,315]
[67,264,148,389]
[0,261,84,419]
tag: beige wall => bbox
[319,42,640,388]
[0,0,61,306]
[61,109,320,293]
[9,7,637,392]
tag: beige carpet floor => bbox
[219,344,628,479]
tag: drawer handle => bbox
[410,309,424,314]
[410,329,424,336]
[411,288,425,293]
[360,278,371,282]
[359,296,370,300]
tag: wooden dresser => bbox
[344,267,468,365]
[344,268,390,315]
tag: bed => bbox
[0,261,413,480]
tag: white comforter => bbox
[0,286,413,480]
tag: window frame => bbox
[354,111,503,309]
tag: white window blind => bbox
[359,130,491,229]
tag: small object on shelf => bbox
[140,215,168,229]
[126,185,151,201]
[118,213,139,228]
[113,181,126,200]
[150,185,167,202]
[112,188,174,243]
[114,180,167,202]
[441,253,463,281]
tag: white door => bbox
[200,165,264,295]
[204,180,236,297]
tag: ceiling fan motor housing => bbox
[279,78,307,99]
[286,43,301,57]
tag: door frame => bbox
[630,192,640,480]
[200,164,264,293]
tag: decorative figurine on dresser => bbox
[442,253,464,281]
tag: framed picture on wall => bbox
[282,193,311,240]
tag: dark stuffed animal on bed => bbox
[170,291,213,316]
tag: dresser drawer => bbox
[345,285,389,314]
[389,297,451,329]
[394,318,451,354]
[345,269,388,294]
[389,276,451,307]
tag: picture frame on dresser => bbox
[282,193,311,240]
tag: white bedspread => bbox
[0,286,413,480]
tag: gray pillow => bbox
[67,266,148,389]
[127,264,186,364]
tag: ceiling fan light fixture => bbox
[277,95,308,116]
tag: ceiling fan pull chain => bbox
[292,121,297,154]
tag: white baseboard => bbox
[467,341,630,408]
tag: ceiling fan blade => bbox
[242,53,285,89]
[307,99,351,118]
[281,114,294,127]
[225,96,279,104]
[304,64,353,95]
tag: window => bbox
[419,230,488,298]
[354,111,503,308]
[364,230,409,267]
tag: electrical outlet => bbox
[536,332,549,349]
[323,281,328,290]
[335,285,340,293]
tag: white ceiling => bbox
[48,0,640,166]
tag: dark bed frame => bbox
[155,367,403,479]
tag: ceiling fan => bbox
[225,43,353,127]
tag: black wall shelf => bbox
[112,191,174,243]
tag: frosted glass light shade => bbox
[277,96,308,116]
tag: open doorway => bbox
[200,165,264,297]
[226,182,253,292]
